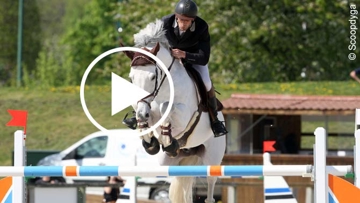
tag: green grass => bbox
[216,81,360,97]
[301,120,356,150]
[301,136,355,150]
[0,86,129,166]
[0,81,359,166]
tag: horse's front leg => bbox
[137,101,160,155]
[158,102,190,157]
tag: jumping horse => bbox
[122,19,226,203]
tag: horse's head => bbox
[121,19,175,124]
[122,42,173,123]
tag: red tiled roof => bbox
[221,94,360,115]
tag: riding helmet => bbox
[174,0,198,18]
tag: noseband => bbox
[131,48,175,109]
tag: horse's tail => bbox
[169,155,202,203]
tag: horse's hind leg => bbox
[205,176,217,203]
[201,134,226,203]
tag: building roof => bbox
[221,94,360,115]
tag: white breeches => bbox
[192,64,212,91]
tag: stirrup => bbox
[122,111,137,130]
[211,120,228,137]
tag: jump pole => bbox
[0,165,314,177]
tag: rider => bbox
[123,0,227,137]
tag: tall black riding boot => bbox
[207,87,228,137]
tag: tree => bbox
[0,1,40,85]
[201,0,356,82]
[0,0,41,86]
[24,0,89,87]
[114,0,355,83]
[61,0,122,85]
[22,0,357,86]
[0,1,17,85]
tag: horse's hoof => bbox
[165,150,178,158]
[204,198,216,203]
[142,136,160,155]
[162,138,179,158]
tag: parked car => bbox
[36,129,172,201]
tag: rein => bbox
[153,57,175,97]
[132,53,176,109]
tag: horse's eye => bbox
[150,75,155,81]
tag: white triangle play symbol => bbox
[111,72,150,116]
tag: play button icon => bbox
[111,72,150,116]
[80,46,174,136]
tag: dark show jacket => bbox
[161,14,210,65]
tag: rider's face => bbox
[176,14,194,31]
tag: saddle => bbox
[182,62,224,112]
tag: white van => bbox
[36,129,172,201]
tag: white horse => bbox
[123,19,226,203]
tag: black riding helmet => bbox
[174,0,198,18]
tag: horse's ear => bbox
[119,42,135,60]
[150,42,160,56]
[124,51,135,60]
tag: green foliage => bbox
[0,1,17,85]
[109,0,175,80]
[61,0,121,85]
[200,0,358,83]
[116,0,173,45]
[216,81,360,100]
[36,0,67,39]
[36,47,60,87]
[113,0,358,83]
[23,38,75,88]
[22,0,42,76]
[23,0,125,87]
[2,0,359,86]
[0,0,41,86]
[31,0,89,87]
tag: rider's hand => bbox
[171,49,186,59]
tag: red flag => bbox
[6,110,28,134]
[263,141,276,153]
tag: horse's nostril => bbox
[145,113,149,118]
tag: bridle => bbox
[131,49,176,109]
